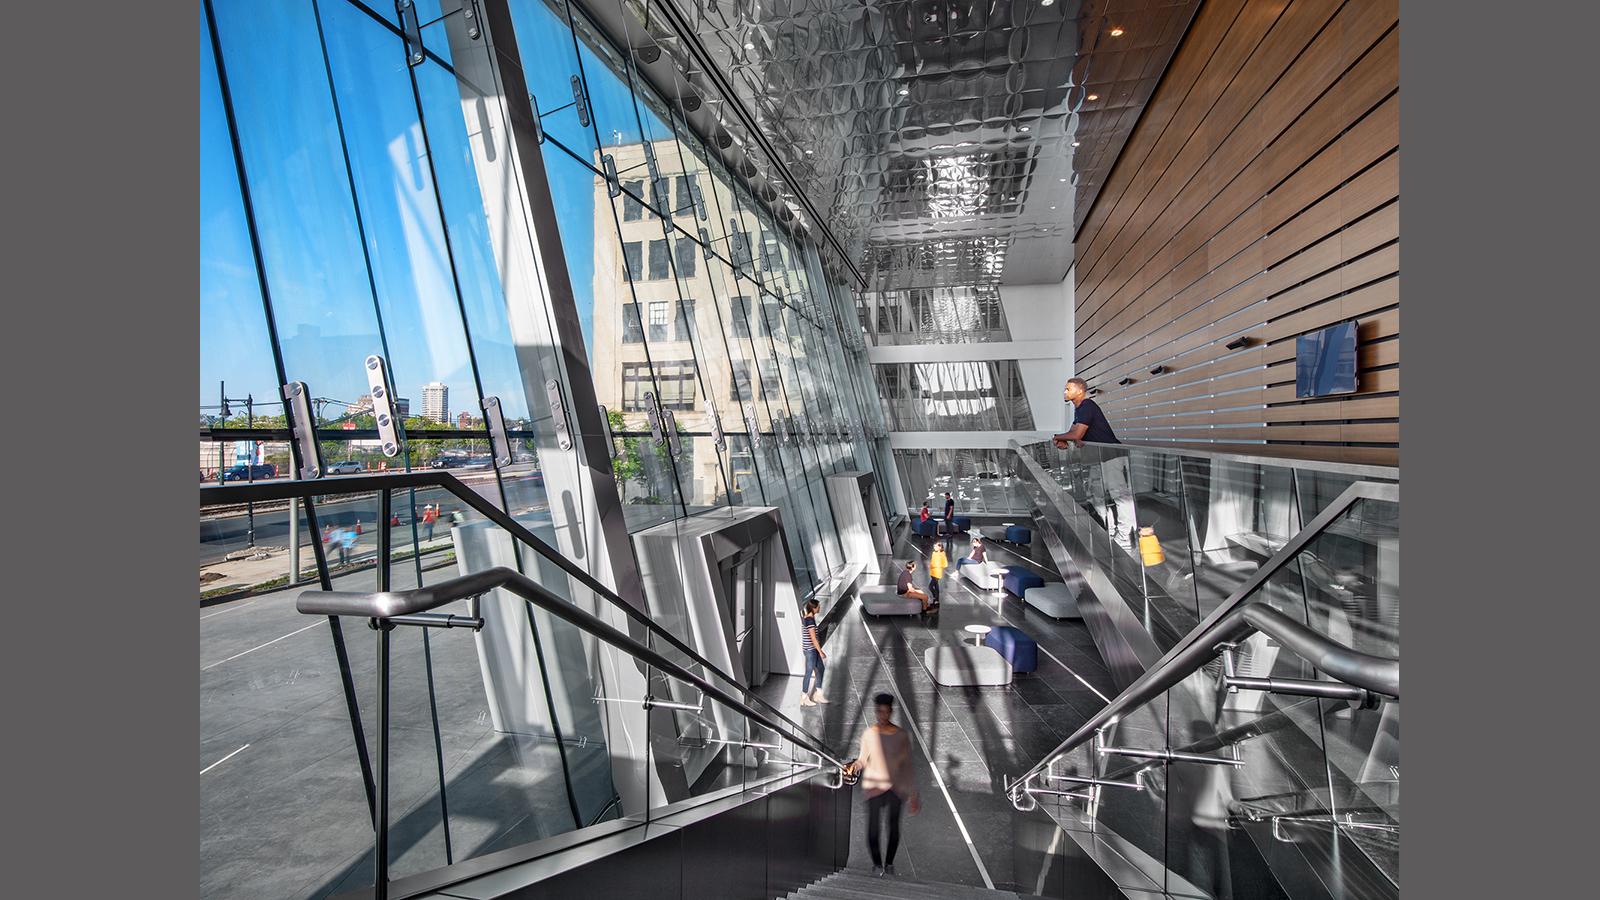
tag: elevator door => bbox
[724,544,764,685]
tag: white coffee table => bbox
[964,624,993,646]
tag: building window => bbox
[675,297,696,342]
[730,359,753,401]
[622,181,644,221]
[676,175,696,216]
[648,239,670,280]
[731,295,752,338]
[623,361,697,411]
[758,298,782,337]
[621,363,651,411]
[623,241,643,282]
[675,236,697,278]
[652,179,673,219]
[758,358,782,399]
[647,301,669,341]
[622,302,644,343]
[655,360,697,410]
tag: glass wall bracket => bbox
[365,356,403,457]
[662,409,683,458]
[602,154,620,197]
[481,396,512,467]
[526,93,544,143]
[644,391,664,445]
[282,381,324,480]
[708,406,726,451]
[569,75,590,127]
[545,379,573,451]
[745,403,762,448]
[397,0,424,66]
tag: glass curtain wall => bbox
[505,0,878,595]
[202,0,887,893]
[201,0,883,600]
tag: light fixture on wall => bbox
[1225,336,1250,350]
[1118,377,1133,386]
[1149,365,1166,375]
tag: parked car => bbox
[219,463,277,481]
[430,455,466,469]
[327,460,364,475]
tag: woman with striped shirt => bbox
[799,598,829,706]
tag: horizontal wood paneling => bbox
[1073,0,1401,466]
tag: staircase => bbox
[785,870,1049,900]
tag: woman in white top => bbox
[844,693,920,875]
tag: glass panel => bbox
[209,0,385,409]
[200,8,280,429]
[318,0,482,457]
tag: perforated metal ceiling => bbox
[596,0,1200,293]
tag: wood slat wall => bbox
[1073,0,1400,467]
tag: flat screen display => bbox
[1295,321,1358,398]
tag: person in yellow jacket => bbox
[927,542,949,609]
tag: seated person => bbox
[968,538,987,564]
[919,504,931,524]
[896,561,933,612]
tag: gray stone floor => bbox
[199,516,1116,899]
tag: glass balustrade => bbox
[1020,493,1399,900]
[202,475,839,900]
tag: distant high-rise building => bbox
[422,383,449,423]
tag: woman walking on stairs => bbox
[844,693,920,875]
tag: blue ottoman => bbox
[1006,525,1032,544]
[951,515,972,532]
[1000,566,1044,596]
[912,518,939,537]
[984,626,1038,674]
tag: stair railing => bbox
[1006,480,1400,810]
[297,566,853,900]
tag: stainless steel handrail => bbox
[295,566,850,770]
[202,471,828,753]
[1015,438,1399,482]
[1007,480,1400,807]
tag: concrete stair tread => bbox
[791,868,1044,900]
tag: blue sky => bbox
[200,0,634,425]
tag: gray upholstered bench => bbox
[977,526,1009,543]
[859,584,923,616]
[1023,582,1082,619]
[958,560,1003,590]
[923,644,1013,686]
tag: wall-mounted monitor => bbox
[1295,320,1359,398]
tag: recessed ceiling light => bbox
[1050,206,1056,209]
[805,149,812,154]
[1040,0,1054,5]
[1110,28,1124,36]
[1059,177,1067,182]
[1019,125,1029,132]
[1071,140,1080,146]
[744,42,755,50]
[1086,94,1098,101]
[898,87,909,95]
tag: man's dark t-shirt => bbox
[943,498,954,520]
[1072,398,1120,444]
[896,569,913,594]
